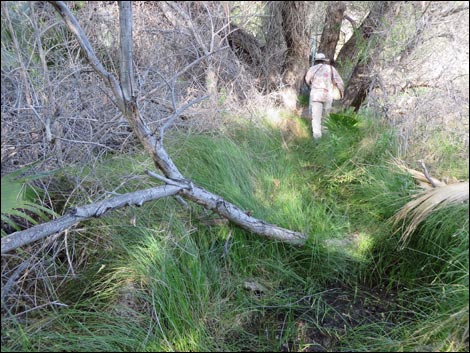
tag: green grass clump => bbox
[2,109,468,352]
[297,94,309,107]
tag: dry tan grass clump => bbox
[390,157,468,245]
[392,181,469,245]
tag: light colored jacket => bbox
[305,64,344,102]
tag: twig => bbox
[4,301,68,318]
[419,159,437,188]
[159,95,209,137]
[1,258,32,303]
[56,137,114,150]
[223,229,233,257]
[343,14,357,28]
[169,45,230,83]
[174,195,190,209]
[63,229,76,277]
[145,169,184,187]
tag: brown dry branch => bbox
[391,157,446,190]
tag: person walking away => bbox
[304,53,344,139]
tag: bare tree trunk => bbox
[280,1,311,88]
[317,1,346,64]
[341,1,400,110]
[336,2,396,81]
[2,1,307,254]
[119,1,134,102]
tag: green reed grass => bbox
[2,109,467,352]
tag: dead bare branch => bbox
[48,1,125,111]
[1,185,183,254]
[419,160,437,188]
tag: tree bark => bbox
[341,1,400,110]
[336,2,393,81]
[317,1,346,64]
[341,63,370,111]
[279,1,311,88]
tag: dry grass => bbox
[392,181,469,245]
[390,157,468,246]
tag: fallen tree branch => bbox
[70,1,306,245]
[146,170,307,245]
[181,185,306,245]
[392,157,445,189]
[1,185,183,254]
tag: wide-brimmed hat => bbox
[315,53,329,62]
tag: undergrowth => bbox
[2,110,468,352]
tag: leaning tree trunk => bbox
[336,1,397,82]
[2,1,307,254]
[279,1,311,89]
[341,63,370,111]
[317,1,346,64]
[341,1,401,110]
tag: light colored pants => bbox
[310,99,332,139]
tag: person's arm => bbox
[304,68,313,88]
[305,65,322,88]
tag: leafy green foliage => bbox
[297,93,309,107]
[325,111,359,130]
[1,164,58,236]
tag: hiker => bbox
[304,53,344,139]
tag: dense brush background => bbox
[1,1,468,352]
